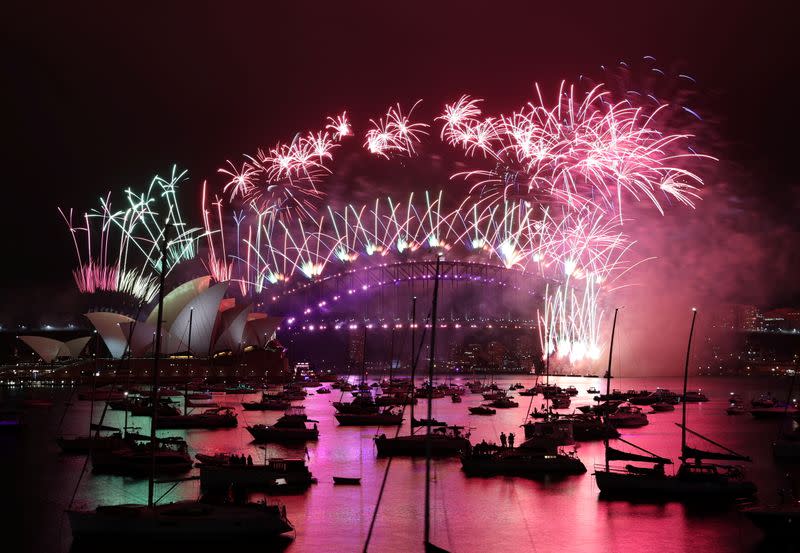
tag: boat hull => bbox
[335,414,403,426]
[374,435,470,457]
[199,464,314,493]
[742,507,800,538]
[462,453,586,477]
[156,415,237,429]
[594,470,757,500]
[68,502,293,541]
[246,427,319,443]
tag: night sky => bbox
[2,1,798,323]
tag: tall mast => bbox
[409,296,417,436]
[606,308,619,398]
[681,308,698,458]
[604,307,619,472]
[361,325,368,386]
[148,221,169,508]
[424,255,442,548]
[388,326,395,384]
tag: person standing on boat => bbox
[500,432,507,448]
[508,433,515,449]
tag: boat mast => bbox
[424,255,442,548]
[361,325,368,387]
[409,296,417,436]
[681,308,698,460]
[604,307,619,472]
[148,221,170,508]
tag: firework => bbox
[66,75,710,367]
[59,166,202,303]
[364,101,428,158]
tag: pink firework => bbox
[364,101,428,158]
[326,111,353,140]
[441,82,709,217]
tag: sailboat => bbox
[374,264,470,458]
[68,223,293,543]
[594,308,757,501]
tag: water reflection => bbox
[5,376,800,552]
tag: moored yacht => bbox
[335,406,403,426]
[374,426,470,457]
[69,500,293,542]
[246,408,319,442]
[607,403,649,428]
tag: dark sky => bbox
[2,1,798,322]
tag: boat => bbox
[316,387,331,394]
[246,409,319,442]
[58,429,125,454]
[752,393,777,408]
[375,426,470,457]
[594,308,757,502]
[651,402,675,412]
[333,476,361,485]
[481,390,508,401]
[468,406,496,415]
[461,436,586,478]
[726,403,748,415]
[130,399,181,417]
[488,397,519,408]
[375,392,417,406]
[91,436,193,476]
[564,386,579,396]
[521,418,575,446]
[629,388,680,405]
[550,394,571,409]
[69,500,293,542]
[577,400,623,415]
[587,387,600,394]
[195,452,232,465]
[335,407,403,426]
[564,415,620,441]
[411,417,447,427]
[742,489,800,539]
[450,393,462,403]
[681,390,709,402]
[607,403,649,428]
[241,393,292,411]
[198,457,315,493]
[156,407,237,429]
[332,392,379,414]
[518,388,537,396]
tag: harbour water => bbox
[3,375,798,552]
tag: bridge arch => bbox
[260,260,554,321]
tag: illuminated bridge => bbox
[259,259,552,326]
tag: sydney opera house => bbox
[15,276,289,384]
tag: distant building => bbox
[347,328,365,370]
[710,304,760,332]
[762,308,800,333]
